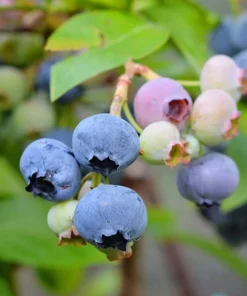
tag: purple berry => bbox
[133,78,192,131]
[176,152,239,206]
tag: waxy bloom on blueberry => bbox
[231,12,247,51]
[200,55,247,102]
[20,138,82,202]
[191,89,240,146]
[72,113,140,176]
[73,185,148,261]
[176,152,239,206]
[47,200,85,246]
[133,77,192,131]
[139,121,190,167]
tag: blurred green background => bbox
[1,0,247,296]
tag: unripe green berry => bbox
[11,91,55,138]
[182,134,201,159]
[0,66,28,109]
[0,32,44,67]
[47,200,78,236]
[139,121,190,167]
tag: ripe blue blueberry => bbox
[234,49,247,99]
[209,17,237,56]
[176,152,239,206]
[72,113,140,176]
[35,55,85,103]
[234,49,247,69]
[20,138,82,202]
[73,185,147,256]
[231,12,247,50]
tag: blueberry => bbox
[0,32,44,67]
[0,66,28,109]
[231,12,247,51]
[47,200,78,236]
[176,152,239,206]
[204,142,228,154]
[11,91,55,138]
[42,128,90,178]
[139,121,190,167]
[198,204,225,224]
[191,89,240,146]
[20,138,82,202]
[133,77,192,131]
[234,49,247,68]
[35,55,85,103]
[216,203,247,246]
[73,185,148,251]
[209,17,238,56]
[72,113,140,176]
[234,49,247,86]
[43,128,74,148]
[200,55,244,102]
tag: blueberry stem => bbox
[80,172,94,187]
[123,102,143,134]
[125,60,161,81]
[110,73,132,117]
[176,80,200,87]
[110,59,161,117]
[91,173,102,189]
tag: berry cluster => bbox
[209,12,247,85]
[20,113,147,261]
[19,54,246,261]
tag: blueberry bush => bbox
[2,0,247,295]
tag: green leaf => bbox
[222,133,247,211]
[146,1,218,73]
[0,197,107,268]
[35,267,83,294]
[0,264,13,296]
[0,157,28,198]
[46,10,162,51]
[48,11,169,101]
[0,278,12,296]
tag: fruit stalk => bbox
[122,102,143,134]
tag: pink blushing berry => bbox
[200,55,246,102]
[191,89,240,146]
[133,77,192,131]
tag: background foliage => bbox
[1,0,247,295]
